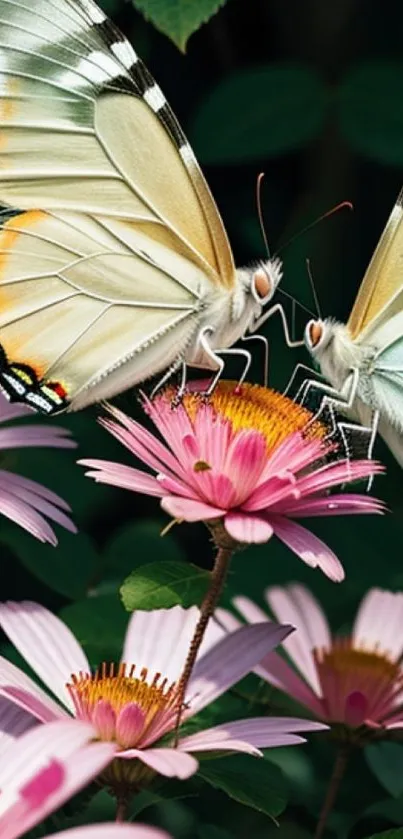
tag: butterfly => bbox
[302,188,403,465]
[0,0,283,415]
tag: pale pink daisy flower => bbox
[80,382,384,582]
[0,601,325,793]
[217,585,403,736]
[0,392,76,544]
[0,718,170,839]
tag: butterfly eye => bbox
[308,320,324,348]
[253,268,272,301]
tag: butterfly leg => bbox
[248,303,304,384]
[198,326,252,394]
[241,333,269,386]
[283,362,327,398]
[150,358,185,400]
[297,369,379,469]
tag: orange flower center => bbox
[177,380,326,453]
[314,639,403,726]
[67,663,179,749]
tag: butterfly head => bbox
[251,257,283,306]
[305,319,328,354]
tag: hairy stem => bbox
[115,795,129,823]
[314,744,350,839]
[174,545,233,742]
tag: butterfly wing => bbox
[0,209,205,411]
[0,0,236,411]
[348,188,403,340]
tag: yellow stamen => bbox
[68,662,178,730]
[316,641,400,683]
[178,381,326,452]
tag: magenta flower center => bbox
[66,662,180,749]
[314,639,403,727]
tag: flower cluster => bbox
[0,376,390,839]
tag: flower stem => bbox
[174,545,233,742]
[115,795,128,823]
[314,745,350,839]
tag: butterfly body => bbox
[0,0,281,414]
[303,190,403,464]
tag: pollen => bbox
[181,380,326,453]
[66,662,179,750]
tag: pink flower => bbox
[0,392,76,544]
[0,718,170,839]
[0,601,325,789]
[80,382,384,582]
[217,586,403,735]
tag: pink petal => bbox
[0,657,66,722]
[0,602,89,712]
[0,426,75,451]
[0,492,58,546]
[92,701,116,741]
[0,697,37,758]
[161,496,225,521]
[79,461,164,497]
[344,691,368,727]
[265,585,330,694]
[272,494,385,517]
[187,622,293,716]
[224,430,266,501]
[232,596,270,625]
[117,747,198,779]
[48,826,172,839]
[263,433,325,479]
[268,516,345,582]
[0,719,95,788]
[258,650,324,716]
[122,606,223,688]
[0,477,76,533]
[193,472,236,509]
[0,721,115,839]
[243,474,298,513]
[100,405,189,484]
[178,717,327,753]
[0,471,72,511]
[294,458,384,498]
[155,474,200,500]
[116,704,145,749]
[353,589,403,661]
[224,512,273,543]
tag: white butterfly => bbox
[300,188,403,465]
[0,0,285,414]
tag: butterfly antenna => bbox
[256,172,271,257]
[278,200,353,255]
[277,286,316,319]
[306,257,322,319]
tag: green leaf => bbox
[121,560,210,611]
[189,65,327,164]
[364,831,403,838]
[198,754,287,821]
[338,62,403,166]
[60,594,128,664]
[365,743,403,798]
[0,524,99,600]
[132,0,227,51]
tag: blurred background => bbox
[4,1,403,837]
